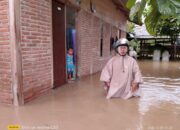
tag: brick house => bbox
[0,0,128,105]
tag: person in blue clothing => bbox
[66,48,75,80]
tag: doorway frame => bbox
[51,0,67,88]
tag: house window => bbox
[119,29,122,38]
[100,22,103,57]
[110,37,114,53]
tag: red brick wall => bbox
[90,21,112,74]
[20,0,52,103]
[78,0,127,28]
[76,10,100,76]
[0,0,13,104]
[77,10,120,76]
[102,22,111,57]
[0,0,127,105]
[112,26,118,38]
[120,30,127,38]
[75,0,127,76]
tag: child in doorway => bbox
[66,48,75,80]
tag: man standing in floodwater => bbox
[100,38,143,99]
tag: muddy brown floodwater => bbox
[0,60,179,130]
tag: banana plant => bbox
[126,0,180,36]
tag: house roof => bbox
[130,24,175,40]
[134,24,152,38]
[111,0,129,17]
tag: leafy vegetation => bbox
[126,0,180,36]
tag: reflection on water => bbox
[0,60,179,130]
[138,61,180,114]
[139,77,180,114]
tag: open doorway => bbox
[66,7,76,81]
[52,0,66,88]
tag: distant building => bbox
[133,24,180,59]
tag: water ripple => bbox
[138,77,180,115]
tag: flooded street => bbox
[138,61,180,130]
[0,60,180,130]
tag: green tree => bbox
[127,21,135,33]
[156,17,180,44]
[126,0,180,36]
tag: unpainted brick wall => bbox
[75,0,127,76]
[76,9,127,76]
[76,10,100,76]
[20,0,52,103]
[0,0,127,105]
[0,0,13,104]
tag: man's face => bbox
[117,46,128,56]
